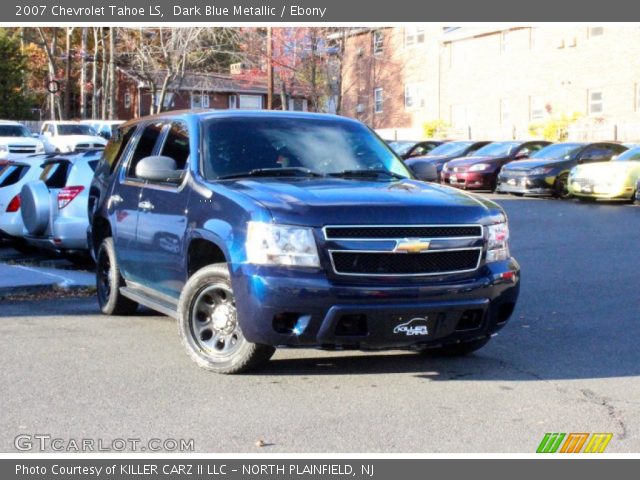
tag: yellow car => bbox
[568,146,640,201]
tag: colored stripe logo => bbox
[537,433,612,453]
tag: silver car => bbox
[0,155,53,249]
[20,150,102,253]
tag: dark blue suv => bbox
[88,111,520,373]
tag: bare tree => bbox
[80,28,88,119]
[36,27,62,120]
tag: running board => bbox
[120,287,178,318]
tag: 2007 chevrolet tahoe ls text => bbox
[88,111,520,373]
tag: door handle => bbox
[138,200,154,211]
[107,194,123,209]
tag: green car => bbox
[568,146,640,201]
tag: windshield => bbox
[0,125,31,137]
[530,143,583,160]
[426,141,473,156]
[614,147,640,161]
[202,116,413,179]
[57,125,97,136]
[473,141,520,157]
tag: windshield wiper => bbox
[218,167,323,180]
[328,169,407,180]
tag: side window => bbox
[581,146,608,161]
[40,162,70,188]
[102,125,135,174]
[159,122,190,171]
[127,122,164,179]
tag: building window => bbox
[405,26,425,47]
[500,99,511,125]
[124,92,131,110]
[404,83,425,109]
[374,88,383,113]
[530,96,545,120]
[373,30,384,54]
[153,92,174,109]
[233,94,263,110]
[589,90,603,115]
[500,31,511,53]
[190,93,210,109]
[589,27,604,38]
[288,98,308,111]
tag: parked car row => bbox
[399,138,639,202]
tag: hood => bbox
[502,158,565,171]
[59,135,107,146]
[0,137,43,147]
[220,177,504,226]
[572,160,637,177]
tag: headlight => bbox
[442,164,450,172]
[0,145,8,153]
[486,222,510,263]
[246,222,320,267]
[35,145,44,154]
[469,163,490,172]
[530,167,553,176]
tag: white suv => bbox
[0,121,45,159]
[40,121,107,153]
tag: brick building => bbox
[340,26,640,141]
[116,69,310,120]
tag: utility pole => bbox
[267,27,273,110]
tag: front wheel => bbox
[553,173,571,199]
[177,263,275,374]
[419,336,491,357]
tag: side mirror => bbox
[42,131,52,137]
[514,151,529,159]
[135,156,183,183]
[410,162,438,182]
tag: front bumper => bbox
[442,171,495,190]
[568,178,636,200]
[231,259,520,349]
[496,173,554,195]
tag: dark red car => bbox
[441,140,551,191]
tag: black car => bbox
[388,140,445,160]
[497,142,628,198]
[405,141,491,180]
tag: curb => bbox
[0,283,96,300]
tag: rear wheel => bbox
[419,336,491,357]
[177,263,275,374]
[96,237,138,315]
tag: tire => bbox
[96,237,138,315]
[177,263,275,374]
[553,173,571,199]
[419,336,491,357]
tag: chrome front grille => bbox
[323,224,484,277]
[8,145,36,154]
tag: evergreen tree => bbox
[0,30,33,119]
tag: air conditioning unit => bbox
[355,104,365,113]
[230,62,249,75]
[356,47,365,57]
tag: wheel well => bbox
[187,239,227,277]
[92,217,111,255]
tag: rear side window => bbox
[127,122,164,178]
[0,165,29,187]
[88,160,99,172]
[159,122,190,170]
[40,162,71,188]
[102,125,135,173]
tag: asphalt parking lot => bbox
[1,195,639,453]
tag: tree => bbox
[0,30,34,119]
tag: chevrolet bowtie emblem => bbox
[394,239,431,253]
